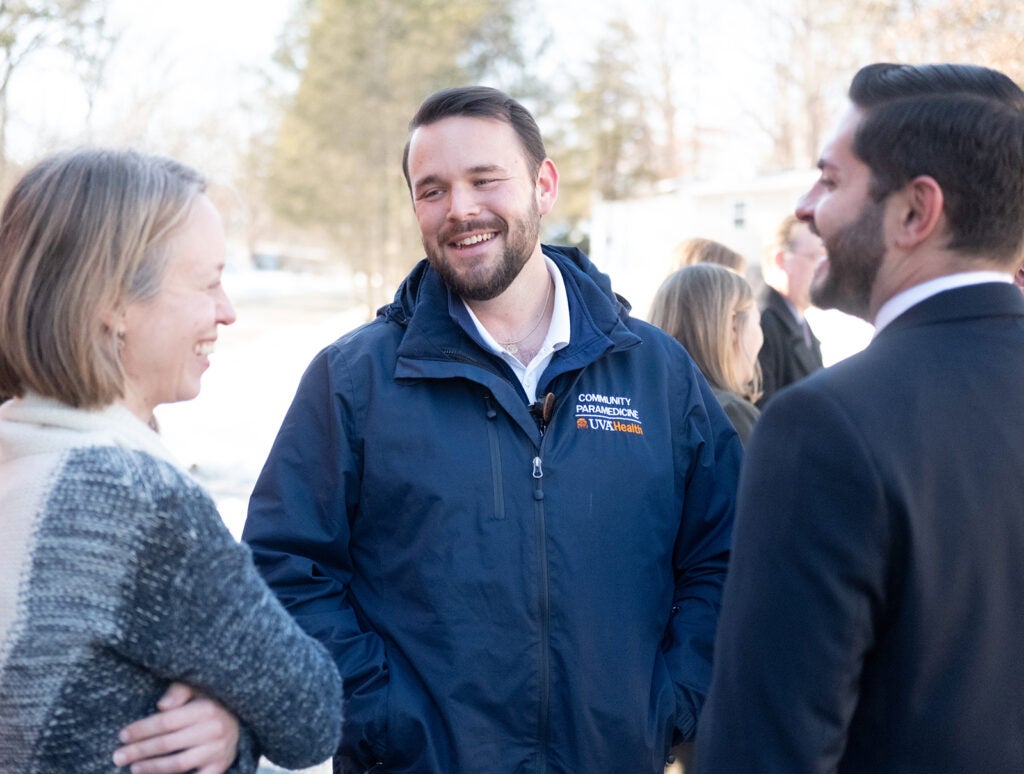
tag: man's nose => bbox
[794,187,817,224]
[448,183,481,220]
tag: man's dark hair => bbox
[401,86,546,190]
[849,63,1024,262]
[850,63,1024,109]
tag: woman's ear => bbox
[100,305,127,336]
[729,309,741,346]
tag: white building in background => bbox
[589,169,874,366]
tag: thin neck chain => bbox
[499,277,552,354]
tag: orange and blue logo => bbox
[574,392,643,435]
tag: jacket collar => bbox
[384,246,641,385]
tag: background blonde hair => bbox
[649,263,763,402]
[0,148,206,407]
[673,237,747,274]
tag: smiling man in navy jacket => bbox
[242,87,740,773]
[697,63,1024,773]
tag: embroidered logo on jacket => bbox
[575,392,643,435]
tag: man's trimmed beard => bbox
[425,198,541,302]
[811,197,886,320]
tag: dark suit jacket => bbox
[756,286,823,407]
[697,283,1024,773]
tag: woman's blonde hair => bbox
[649,263,763,402]
[0,148,206,407]
[672,237,746,274]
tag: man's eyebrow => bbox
[413,174,441,190]
[413,164,510,190]
[468,164,507,175]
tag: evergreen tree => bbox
[268,0,527,311]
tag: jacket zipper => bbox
[532,389,564,771]
[532,451,550,771]
[487,388,556,768]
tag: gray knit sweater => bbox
[0,395,342,773]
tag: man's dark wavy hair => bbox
[849,63,1024,262]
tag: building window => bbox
[733,201,746,229]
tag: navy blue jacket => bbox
[243,246,739,773]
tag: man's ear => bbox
[892,175,944,250]
[535,158,559,216]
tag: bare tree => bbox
[897,0,1024,84]
[743,0,907,173]
[0,0,116,179]
[739,0,1024,173]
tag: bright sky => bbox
[6,0,294,169]
[7,0,771,172]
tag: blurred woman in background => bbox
[0,149,342,773]
[650,262,764,444]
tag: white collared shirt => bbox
[873,271,1013,336]
[464,257,571,402]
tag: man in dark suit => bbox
[696,63,1024,773]
[756,214,825,407]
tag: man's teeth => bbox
[194,342,215,356]
[455,233,495,247]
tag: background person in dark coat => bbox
[755,214,825,407]
[696,62,1024,773]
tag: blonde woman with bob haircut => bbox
[0,149,342,773]
[649,263,764,444]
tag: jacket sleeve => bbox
[118,470,344,771]
[663,367,740,743]
[695,383,889,772]
[242,345,392,766]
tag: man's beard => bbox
[811,198,886,320]
[425,200,540,302]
